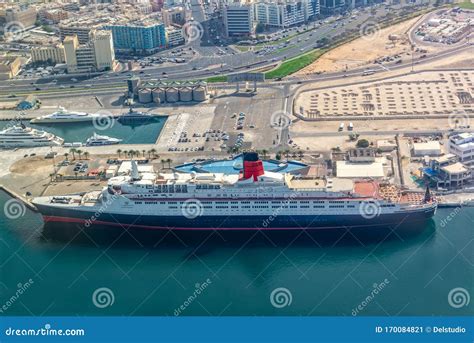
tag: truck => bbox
[338,122,345,131]
[348,122,353,131]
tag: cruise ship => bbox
[0,125,64,148]
[31,107,99,123]
[32,153,437,230]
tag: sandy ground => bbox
[297,16,431,75]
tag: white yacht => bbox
[0,125,64,148]
[118,108,154,123]
[31,107,99,123]
[85,132,122,146]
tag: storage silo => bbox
[192,86,207,102]
[138,88,152,103]
[179,87,193,102]
[152,88,165,104]
[166,87,179,103]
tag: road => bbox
[0,3,433,93]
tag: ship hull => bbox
[35,204,436,231]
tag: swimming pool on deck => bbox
[174,155,308,175]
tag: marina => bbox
[0,116,167,145]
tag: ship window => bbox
[169,186,174,193]
[162,185,168,192]
[182,185,187,193]
[313,205,324,208]
[301,205,310,208]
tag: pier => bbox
[0,185,38,212]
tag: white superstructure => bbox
[0,125,64,148]
[31,107,99,123]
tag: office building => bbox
[31,45,65,64]
[105,21,166,54]
[63,30,115,73]
[223,2,255,37]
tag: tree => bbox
[261,149,268,160]
[298,150,304,159]
[356,139,370,148]
[142,149,146,157]
[150,148,157,159]
[76,149,82,160]
[64,153,69,161]
[166,158,172,169]
[117,149,122,158]
[123,150,128,158]
[69,148,76,160]
[83,151,89,160]
[161,159,166,169]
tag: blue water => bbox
[175,156,307,174]
[0,118,167,144]
[0,190,472,316]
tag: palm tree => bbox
[150,148,157,159]
[261,149,268,160]
[297,150,304,159]
[161,159,166,169]
[69,148,76,160]
[117,149,122,158]
[142,149,146,157]
[64,152,69,161]
[123,150,128,158]
[76,149,82,160]
[84,151,89,160]
[284,149,290,160]
[166,158,172,169]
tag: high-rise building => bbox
[319,0,345,14]
[63,30,115,73]
[223,2,255,37]
[105,21,167,54]
[254,0,319,28]
[92,30,115,71]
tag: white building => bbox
[254,0,319,28]
[412,141,442,157]
[449,132,474,166]
[223,3,255,37]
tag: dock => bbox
[0,185,38,212]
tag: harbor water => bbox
[0,191,472,316]
[0,118,167,145]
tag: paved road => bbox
[1,3,430,92]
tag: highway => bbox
[0,3,433,93]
